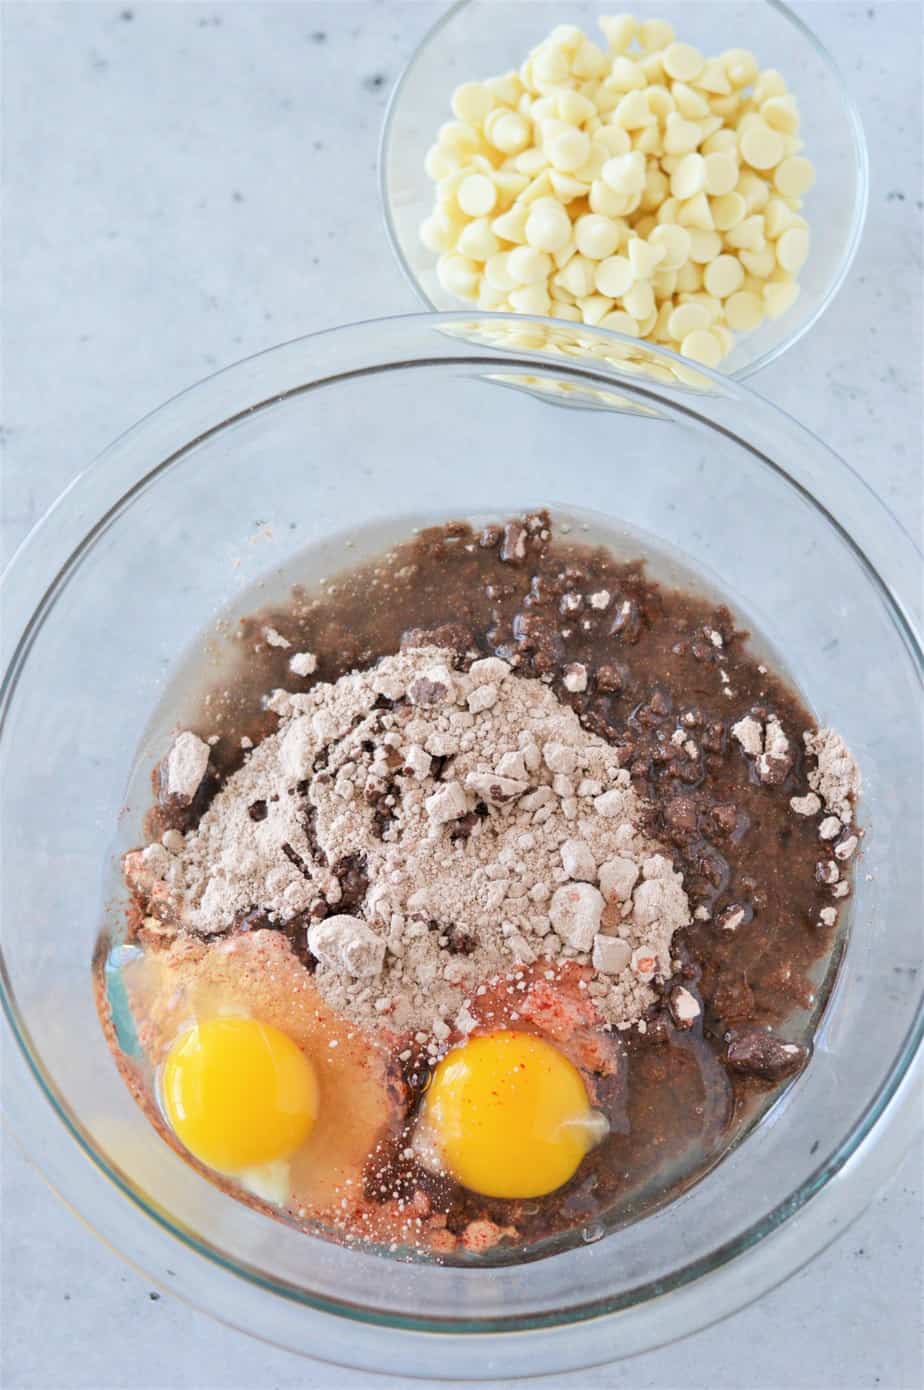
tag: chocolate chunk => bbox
[707,802,738,838]
[649,689,672,717]
[526,573,558,607]
[675,757,704,785]
[701,721,726,753]
[401,623,472,654]
[235,907,273,933]
[513,611,558,650]
[333,854,369,914]
[758,754,793,787]
[694,847,729,892]
[446,925,476,955]
[610,598,643,644]
[448,810,481,843]
[302,803,327,865]
[663,796,698,835]
[596,663,623,693]
[712,972,754,1022]
[725,1030,808,1081]
[281,841,312,879]
[652,742,677,767]
[512,610,563,674]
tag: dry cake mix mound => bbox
[127,646,691,1039]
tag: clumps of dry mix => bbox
[126,646,691,1040]
[731,710,862,927]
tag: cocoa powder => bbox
[128,647,691,1037]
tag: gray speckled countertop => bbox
[1,4,921,1388]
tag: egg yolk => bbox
[161,1017,319,1172]
[418,1030,603,1199]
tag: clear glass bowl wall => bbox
[381,0,869,376]
[1,316,919,1374]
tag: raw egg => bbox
[416,1030,606,1199]
[161,1016,319,1173]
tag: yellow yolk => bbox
[161,1016,319,1172]
[418,1030,604,1199]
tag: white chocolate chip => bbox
[574,213,622,260]
[457,172,497,217]
[704,254,745,299]
[739,121,784,171]
[671,153,707,200]
[774,156,815,198]
[680,328,722,367]
[594,254,633,297]
[724,290,765,332]
[777,225,810,273]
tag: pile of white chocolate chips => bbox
[128,645,859,1047]
[420,15,815,366]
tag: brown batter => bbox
[105,511,855,1261]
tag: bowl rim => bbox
[378,0,870,381]
[1,313,920,1371]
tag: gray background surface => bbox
[1,3,921,1387]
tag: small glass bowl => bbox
[380,0,869,377]
[1,315,920,1379]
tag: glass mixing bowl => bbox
[380,0,869,378]
[1,314,920,1379]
